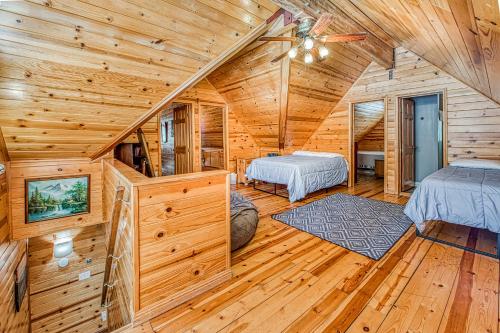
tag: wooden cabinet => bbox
[375,159,384,178]
[237,157,255,185]
[202,148,224,169]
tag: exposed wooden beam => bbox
[90,16,279,161]
[279,31,292,151]
[272,0,394,69]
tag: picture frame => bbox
[25,175,91,224]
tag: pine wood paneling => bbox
[353,100,385,142]
[286,45,371,150]
[208,42,282,148]
[335,0,500,104]
[28,224,107,333]
[358,118,384,151]
[135,171,231,320]
[227,108,260,172]
[304,47,500,194]
[0,0,277,159]
[8,158,103,239]
[200,106,224,149]
[0,165,30,333]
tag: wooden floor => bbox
[132,177,499,333]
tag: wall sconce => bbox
[54,237,73,268]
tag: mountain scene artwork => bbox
[26,175,90,223]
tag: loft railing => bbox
[101,186,126,306]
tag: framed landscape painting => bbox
[25,175,90,223]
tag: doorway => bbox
[200,105,228,171]
[399,93,444,193]
[159,103,194,176]
[349,100,386,186]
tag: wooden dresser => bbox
[202,147,224,169]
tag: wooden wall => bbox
[227,108,260,172]
[8,159,103,240]
[208,43,282,148]
[200,106,224,148]
[0,0,277,159]
[285,44,371,150]
[304,47,500,194]
[0,165,30,332]
[28,224,107,333]
[134,170,231,322]
[358,118,384,152]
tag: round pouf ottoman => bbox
[230,192,259,251]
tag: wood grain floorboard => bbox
[128,176,499,333]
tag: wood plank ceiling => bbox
[331,0,500,104]
[0,0,278,159]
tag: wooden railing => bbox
[101,186,125,306]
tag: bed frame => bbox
[416,228,500,259]
[252,180,348,201]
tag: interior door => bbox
[174,105,192,174]
[401,98,415,192]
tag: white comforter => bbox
[246,155,348,202]
[404,166,500,233]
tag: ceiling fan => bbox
[259,13,368,64]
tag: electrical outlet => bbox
[78,270,91,281]
[101,310,107,321]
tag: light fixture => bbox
[288,47,298,59]
[304,53,313,64]
[319,46,329,58]
[54,237,73,268]
[304,37,314,50]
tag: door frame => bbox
[157,100,196,175]
[348,97,388,191]
[395,89,448,195]
[198,102,229,171]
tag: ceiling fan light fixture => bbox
[304,37,314,50]
[304,53,313,64]
[288,47,298,59]
[319,46,329,58]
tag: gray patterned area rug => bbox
[272,193,413,260]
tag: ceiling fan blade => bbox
[271,50,290,63]
[310,13,334,36]
[319,32,368,43]
[258,36,297,42]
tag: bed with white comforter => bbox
[246,151,348,202]
[404,159,500,234]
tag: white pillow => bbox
[449,159,500,170]
[292,150,344,159]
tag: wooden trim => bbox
[157,114,162,177]
[0,127,9,162]
[90,19,276,161]
[395,90,447,195]
[132,185,140,315]
[223,106,230,171]
[278,30,292,151]
[348,98,387,188]
[383,97,389,193]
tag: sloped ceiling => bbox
[0,0,278,159]
[332,0,500,104]
[207,36,372,150]
[207,41,282,148]
[353,100,384,142]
